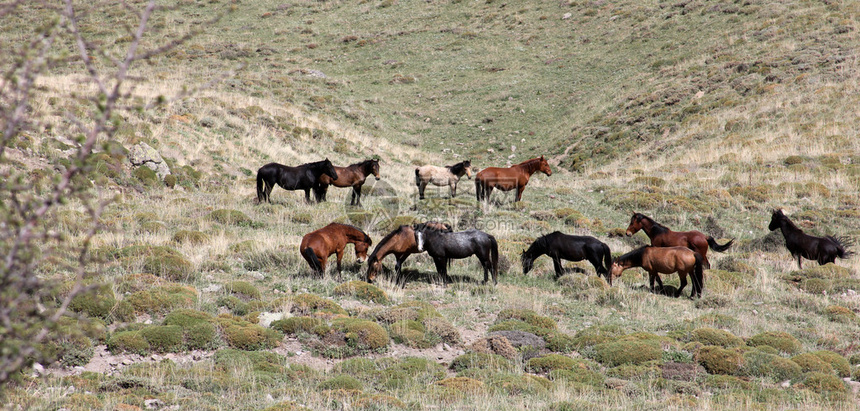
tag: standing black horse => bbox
[769,209,853,268]
[521,232,612,279]
[413,223,499,285]
[256,159,338,203]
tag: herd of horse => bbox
[259,158,853,297]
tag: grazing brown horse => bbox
[608,246,704,298]
[625,212,733,269]
[365,222,451,284]
[769,209,853,268]
[415,160,472,199]
[300,223,372,278]
[314,159,380,206]
[475,156,552,203]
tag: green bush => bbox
[217,295,249,316]
[172,230,209,245]
[496,308,557,329]
[289,293,348,316]
[810,350,851,378]
[801,372,847,396]
[271,316,325,336]
[526,354,589,373]
[216,315,282,350]
[133,166,160,187]
[591,339,662,367]
[126,285,197,314]
[142,252,194,282]
[746,331,802,354]
[824,305,857,323]
[226,281,261,300]
[333,281,391,304]
[68,284,117,321]
[571,324,626,349]
[318,375,363,391]
[697,346,743,375]
[487,320,576,353]
[389,320,439,349]
[139,325,184,352]
[330,318,390,351]
[209,209,253,226]
[107,330,150,355]
[791,353,834,374]
[449,353,515,373]
[690,327,744,348]
[742,351,802,381]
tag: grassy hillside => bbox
[2,0,860,410]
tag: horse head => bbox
[521,249,534,274]
[607,261,624,285]
[464,160,473,180]
[626,212,644,236]
[768,209,784,231]
[539,156,552,176]
[371,159,381,180]
[365,257,380,283]
[322,158,338,181]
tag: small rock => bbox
[122,359,134,365]
[780,380,791,388]
[32,363,45,377]
[562,12,572,19]
[443,343,451,351]
[144,399,164,409]
[266,394,274,402]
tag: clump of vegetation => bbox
[496,308,557,329]
[571,324,626,349]
[132,166,160,187]
[746,331,802,354]
[138,325,184,352]
[432,377,485,398]
[332,281,391,304]
[389,320,439,349]
[318,375,363,391]
[488,319,575,353]
[172,230,209,245]
[125,284,198,314]
[208,209,253,226]
[216,315,282,351]
[271,316,325,336]
[526,354,592,374]
[162,309,219,350]
[742,351,802,381]
[590,338,662,367]
[690,327,744,348]
[791,353,834,374]
[809,350,851,378]
[801,372,848,396]
[288,293,348,317]
[449,353,515,373]
[68,284,117,321]
[697,346,744,375]
[824,305,857,323]
[312,318,390,358]
[106,329,150,355]
[225,281,261,300]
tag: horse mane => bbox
[448,161,467,175]
[635,213,669,235]
[617,245,649,266]
[773,210,802,233]
[368,225,409,262]
[350,159,376,170]
[332,222,372,244]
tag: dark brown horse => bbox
[365,222,451,284]
[475,156,552,203]
[257,159,338,203]
[625,212,733,269]
[609,246,704,298]
[769,209,853,268]
[300,223,372,278]
[314,159,380,206]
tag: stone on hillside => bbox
[488,330,546,350]
[128,142,171,180]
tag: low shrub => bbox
[742,351,802,381]
[590,339,662,367]
[690,327,744,348]
[810,350,851,378]
[449,353,514,373]
[548,368,606,387]
[107,330,150,355]
[318,375,363,391]
[172,230,209,245]
[526,354,589,373]
[332,281,391,304]
[139,325,184,352]
[142,252,194,281]
[289,293,347,317]
[126,285,197,314]
[209,209,253,226]
[790,353,834,374]
[496,308,557,329]
[68,284,117,321]
[389,320,439,349]
[271,316,324,336]
[697,346,743,375]
[801,372,847,396]
[216,315,282,351]
[225,281,261,300]
[746,331,802,354]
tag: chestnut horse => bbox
[313,159,380,206]
[300,223,372,278]
[609,246,704,298]
[365,222,452,283]
[625,212,733,269]
[475,156,552,203]
[769,209,853,268]
[257,159,338,203]
[415,160,473,199]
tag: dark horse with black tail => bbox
[314,159,380,206]
[413,223,499,285]
[769,209,853,268]
[256,159,338,203]
[609,245,704,298]
[365,222,452,284]
[521,232,612,279]
[625,212,734,269]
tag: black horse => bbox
[413,223,499,285]
[769,209,853,268]
[256,159,338,203]
[521,232,612,279]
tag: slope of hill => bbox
[2,1,860,410]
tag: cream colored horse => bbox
[415,160,472,199]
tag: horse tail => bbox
[707,236,734,252]
[830,236,854,259]
[694,252,705,296]
[490,235,499,282]
[302,247,323,274]
[256,171,265,202]
[475,178,483,201]
[415,168,421,187]
[600,243,612,278]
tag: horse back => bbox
[476,167,523,189]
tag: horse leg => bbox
[649,273,657,293]
[676,273,688,298]
[395,256,406,285]
[419,181,427,200]
[265,182,274,203]
[335,249,344,281]
[433,257,450,284]
[304,188,312,203]
[450,181,456,198]
[552,256,563,279]
[515,185,525,202]
[351,185,361,206]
